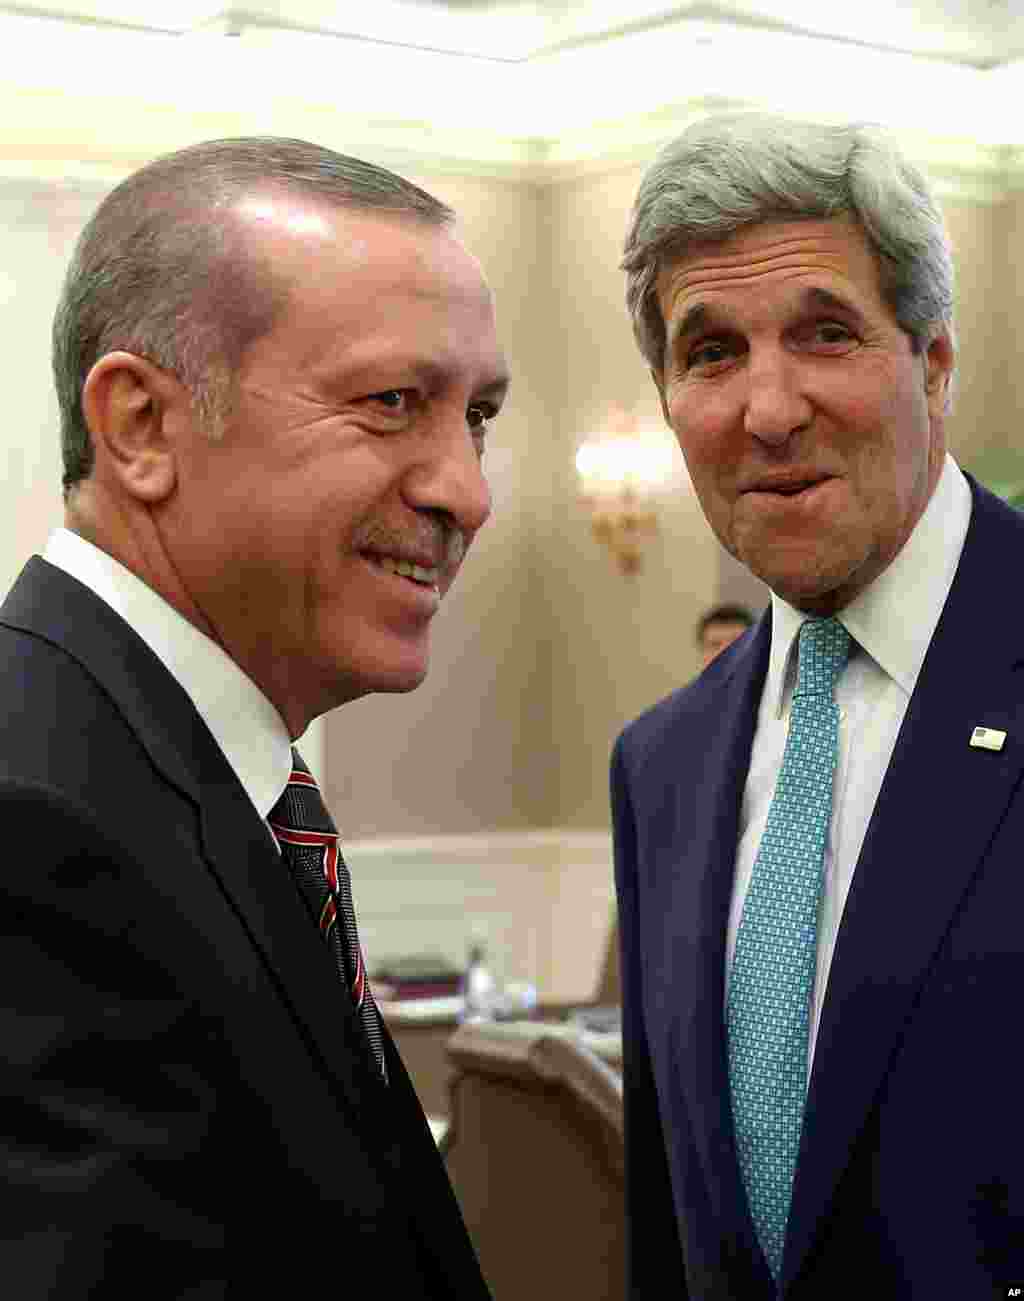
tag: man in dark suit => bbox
[612,113,1024,1298]
[1,137,508,1296]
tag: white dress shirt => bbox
[724,454,972,1083]
[43,527,294,847]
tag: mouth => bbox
[364,552,442,593]
[745,475,833,499]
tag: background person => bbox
[696,603,755,669]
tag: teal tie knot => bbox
[793,617,851,701]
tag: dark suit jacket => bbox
[0,556,491,1299]
[611,476,1024,1300]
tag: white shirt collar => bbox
[765,453,972,718]
[43,527,294,821]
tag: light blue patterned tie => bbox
[726,616,851,1282]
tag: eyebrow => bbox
[666,286,867,358]
[802,286,865,322]
[474,372,512,403]
[667,303,710,356]
[332,356,511,408]
[401,359,511,403]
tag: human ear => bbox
[81,352,182,503]
[924,330,955,413]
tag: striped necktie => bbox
[726,616,851,1280]
[269,749,387,1083]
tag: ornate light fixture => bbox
[575,404,675,575]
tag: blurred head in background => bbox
[696,603,754,668]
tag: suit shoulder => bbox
[0,620,193,844]
[966,474,1024,545]
[0,619,140,760]
[614,672,719,771]
[612,619,764,772]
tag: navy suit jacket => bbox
[0,556,491,1299]
[611,477,1024,1299]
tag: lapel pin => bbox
[970,725,1006,752]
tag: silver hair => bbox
[622,113,956,396]
[53,137,455,502]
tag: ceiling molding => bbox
[2,8,1024,137]
[0,9,1022,200]
[7,0,1024,67]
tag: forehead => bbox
[704,619,747,640]
[265,206,493,318]
[240,201,504,380]
[656,216,888,341]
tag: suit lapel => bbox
[783,484,1024,1290]
[6,558,394,1134]
[652,618,775,1282]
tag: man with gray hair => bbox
[611,113,1023,1298]
[0,137,508,1296]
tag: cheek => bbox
[670,403,736,500]
[842,393,923,496]
[668,395,712,462]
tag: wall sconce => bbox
[575,405,675,575]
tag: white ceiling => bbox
[3,0,1024,63]
[0,2,1023,182]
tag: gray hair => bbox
[53,137,455,502]
[622,113,956,388]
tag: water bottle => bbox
[460,937,497,1022]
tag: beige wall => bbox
[942,200,1005,475]
[0,182,102,601]
[972,192,1024,487]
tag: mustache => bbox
[357,519,466,570]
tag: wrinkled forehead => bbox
[655,215,886,346]
[658,214,878,296]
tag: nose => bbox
[404,410,492,539]
[743,348,813,446]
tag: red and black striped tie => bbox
[269,749,387,1083]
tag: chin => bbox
[323,619,433,692]
[360,658,431,695]
[386,671,429,694]
[743,535,867,611]
[759,566,852,616]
